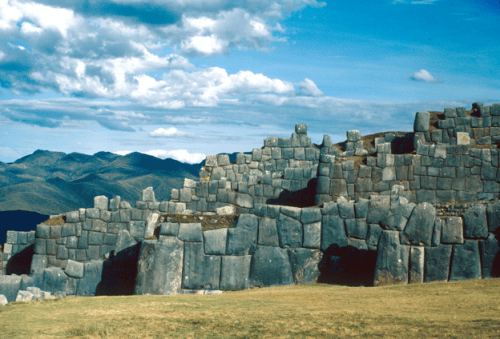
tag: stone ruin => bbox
[1,102,500,305]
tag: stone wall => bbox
[0,230,35,275]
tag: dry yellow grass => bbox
[1,279,500,338]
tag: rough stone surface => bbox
[135,238,184,295]
[424,245,452,283]
[182,242,221,290]
[16,290,36,302]
[480,233,500,279]
[449,240,481,281]
[487,201,500,233]
[220,256,251,291]
[65,260,84,279]
[414,111,430,132]
[401,202,435,246]
[76,260,104,296]
[441,217,464,244]
[374,231,410,286]
[409,247,424,284]
[249,246,294,288]
[277,215,303,248]
[258,218,279,247]
[203,228,228,255]
[144,212,160,238]
[321,215,347,250]
[177,223,203,242]
[0,275,22,303]
[303,222,321,249]
[462,204,488,239]
[366,196,390,224]
[287,248,323,284]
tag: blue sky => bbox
[0,0,499,164]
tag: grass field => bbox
[1,278,500,338]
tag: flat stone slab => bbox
[374,231,410,286]
[424,245,452,283]
[220,256,251,291]
[249,246,293,288]
[178,223,203,242]
[135,238,184,295]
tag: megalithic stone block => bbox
[65,260,84,279]
[43,267,76,295]
[462,204,488,239]
[277,215,303,248]
[321,215,347,251]
[287,248,323,284]
[203,228,228,255]
[249,246,294,288]
[401,202,435,246]
[258,217,279,247]
[487,201,500,234]
[424,245,452,282]
[144,212,160,238]
[480,233,500,279]
[182,242,221,290]
[135,238,184,295]
[449,240,481,281]
[366,195,390,224]
[374,231,410,286]
[414,111,430,132]
[142,187,155,202]
[220,256,251,291]
[30,254,48,274]
[76,260,104,296]
[94,195,109,210]
[409,247,424,284]
[0,275,22,303]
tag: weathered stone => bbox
[441,217,464,244]
[480,233,500,279]
[16,290,36,302]
[203,228,227,255]
[301,208,321,224]
[249,246,294,288]
[432,218,443,247]
[449,240,481,281]
[36,224,51,239]
[182,242,221,290]
[43,267,74,295]
[135,238,184,295]
[366,224,383,247]
[142,187,155,202]
[177,223,203,242]
[345,219,367,240]
[277,215,303,248]
[76,260,104,296]
[409,247,424,284]
[401,202,435,246]
[143,212,159,238]
[0,275,22,303]
[94,195,109,210]
[366,196,390,224]
[0,295,9,306]
[414,111,430,132]
[321,215,347,250]
[258,217,279,247]
[115,229,138,254]
[355,198,369,218]
[217,205,236,215]
[30,254,48,274]
[338,202,355,219]
[462,204,488,239]
[220,256,251,291]
[374,231,410,286]
[303,222,321,249]
[425,245,452,282]
[236,193,253,208]
[287,248,323,284]
[65,260,84,279]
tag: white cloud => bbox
[296,78,323,96]
[145,149,206,164]
[148,127,190,137]
[411,69,442,83]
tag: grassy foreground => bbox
[1,279,500,338]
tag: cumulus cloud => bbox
[148,127,190,138]
[145,149,206,164]
[296,78,323,96]
[410,69,442,83]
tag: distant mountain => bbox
[0,150,204,216]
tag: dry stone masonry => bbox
[1,102,500,305]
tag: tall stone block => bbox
[374,231,410,286]
[401,202,435,246]
[258,218,279,247]
[409,247,424,284]
[366,196,390,224]
[321,215,347,250]
[277,215,303,248]
[220,256,251,291]
[0,275,22,303]
[249,246,294,288]
[287,248,323,284]
[94,196,109,210]
[480,233,500,279]
[76,260,104,296]
[203,228,228,255]
[182,242,221,290]
[424,245,452,282]
[462,204,488,239]
[135,238,184,295]
[449,240,481,281]
[414,111,430,132]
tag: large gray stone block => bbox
[144,212,160,238]
[36,224,51,239]
[249,246,294,288]
[441,217,464,244]
[414,111,430,132]
[321,215,347,250]
[338,202,355,219]
[142,187,155,202]
[401,202,435,246]
[301,208,322,224]
[65,260,84,279]
[226,228,257,255]
[424,245,452,282]
[182,242,221,290]
[129,221,146,241]
[366,196,390,224]
[220,256,251,291]
[303,222,321,249]
[374,231,410,286]
[94,195,109,210]
[30,254,48,274]
[76,260,104,296]
[345,219,367,240]
[16,290,36,302]
[178,223,203,242]
[203,228,227,255]
[135,238,184,295]
[480,233,500,279]
[449,240,481,281]
[366,224,383,247]
[462,204,488,239]
[258,217,279,247]
[0,275,22,303]
[277,215,303,248]
[43,267,74,295]
[287,248,323,284]
[409,247,424,284]
[160,223,179,237]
